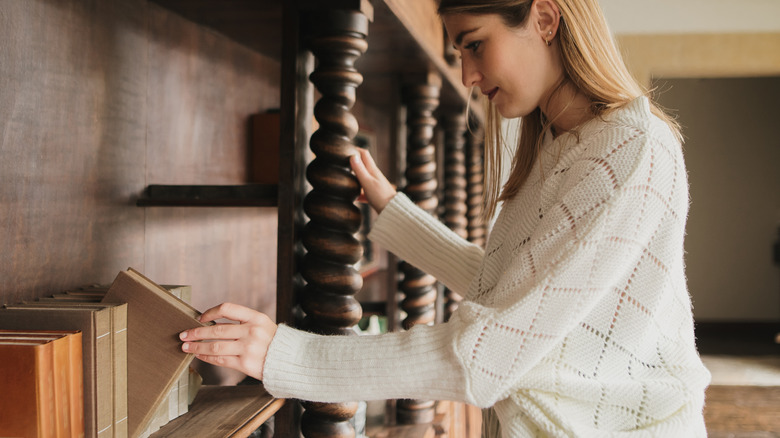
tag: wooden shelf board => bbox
[151,385,285,438]
[137,184,278,207]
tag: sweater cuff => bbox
[369,193,483,295]
[263,323,469,404]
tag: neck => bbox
[541,82,593,137]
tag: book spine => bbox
[37,341,57,438]
[112,304,128,438]
[95,312,113,438]
[69,332,86,438]
[51,335,71,438]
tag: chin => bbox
[494,101,534,120]
[496,107,526,120]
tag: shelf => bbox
[148,0,483,124]
[150,384,285,438]
[137,184,278,207]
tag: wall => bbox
[600,0,780,35]
[603,0,780,321]
[653,77,780,321]
[0,0,280,336]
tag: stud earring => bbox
[546,31,553,46]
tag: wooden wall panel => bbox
[145,3,281,183]
[0,0,148,304]
[143,2,281,324]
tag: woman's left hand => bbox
[179,302,277,380]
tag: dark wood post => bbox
[441,111,468,321]
[396,83,440,425]
[299,9,369,438]
[466,124,486,247]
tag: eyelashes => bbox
[465,41,481,52]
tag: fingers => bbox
[360,147,382,176]
[350,148,380,181]
[198,302,258,324]
[180,322,245,342]
[350,149,397,213]
[182,339,244,356]
[350,151,369,182]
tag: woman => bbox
[180,0,711,435]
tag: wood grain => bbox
[150,385,284,438]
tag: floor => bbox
[697,323,780,437]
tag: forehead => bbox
[442,13,504,45]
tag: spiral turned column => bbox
[442,112,468,321]
[466,124,486,247]
[299,10,368,438]
[396,83,440,426]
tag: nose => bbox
[460,57,481,88]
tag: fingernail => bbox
[182,342,190,352]
[180,331,187,340]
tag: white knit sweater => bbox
[263,97,711,437]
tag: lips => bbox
[483,87,498,101]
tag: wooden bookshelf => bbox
[2,0,487,437]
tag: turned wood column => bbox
[441,112,468,321]
[396,83,440,426]
[466,124,486,247]
[299,10,368,438]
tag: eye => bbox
[465,41,481,53]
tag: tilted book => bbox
[101,268,207,438]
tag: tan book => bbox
[101,268,207,438]
[19,300,130,438]
[166,285,194,419]
[0,305,113,438]
[0,330,84,438]
[0,339,57,438]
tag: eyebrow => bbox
[454,27,480,47]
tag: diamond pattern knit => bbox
[263,97,711,437]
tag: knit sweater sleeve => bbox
[262,193,483,403]
[368,193,485,295]
[263,321,468,403]
[451,125,684,407]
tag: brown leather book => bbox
[0,305,113,438]
[101,268,207,438]
[0,330,85,438]
[0,338,57,437]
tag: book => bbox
[0,330,84,438]
[0,305,113,438]
[56,282,193,436]
[0,338,57,437]
[17,300,130,438]
[101,268,207,438]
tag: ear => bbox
[531,0,561,44]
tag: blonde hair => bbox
[439,0,681,220]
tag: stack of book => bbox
[0,268,206,438]
[0,330,84,438]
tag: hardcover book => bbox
[0,305,112,438]
[101,268,207,438]
[0,338,57,437]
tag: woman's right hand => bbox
[350,148,397,213]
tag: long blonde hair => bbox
[439,0,681,220]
